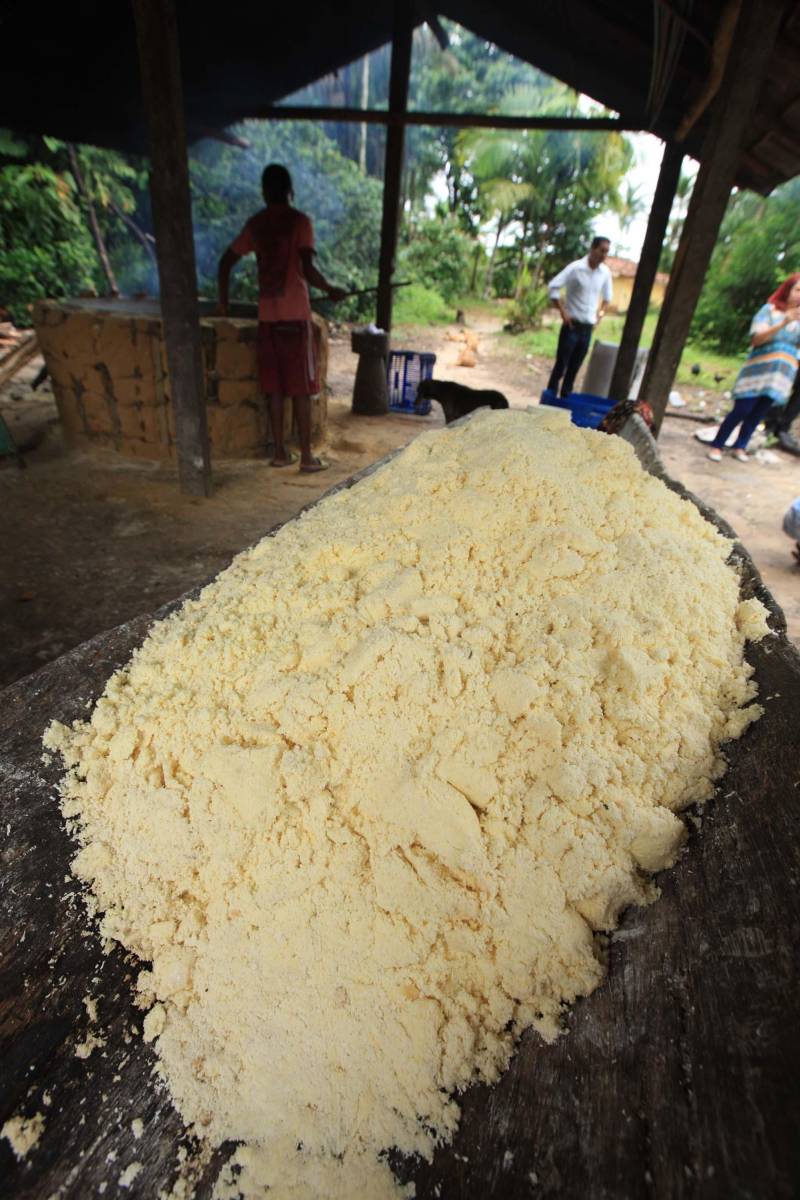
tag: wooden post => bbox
[641,0,786,435]
[376,0,414,333]
[608,141,683,403]
[132,0,211,497]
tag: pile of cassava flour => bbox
[45,408,770,1198]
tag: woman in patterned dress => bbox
[707,273,800,462]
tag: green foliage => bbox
[403,26,552,233]
[190,121,383,319]
[504,285,548,333]
[691,178,800,353]
[459,82,633,299]
[0,163,97,324]
[393,282,452,325]
[399,217,472,303]
[0,128,27,157]
[0,121,385,324]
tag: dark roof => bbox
[2,1,799,194]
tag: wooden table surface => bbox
[2,461,799,1199]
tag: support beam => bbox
[376,2,414,333]
[256,106,638,132]
[608,141,683,403]
[132,0,211,497]
[642,0,786,435]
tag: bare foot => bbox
[706,448,723,462]
[299,457,329,474]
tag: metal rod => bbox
[313,281,411,302]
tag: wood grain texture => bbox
[376,0,414,334]
[643,0,785,434]
[608,142,683,405]
[132,0,211,497]
[1,456,799,1199]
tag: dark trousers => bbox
[547,321,593,397]
[711,394,773,450]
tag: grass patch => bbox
[393,283,453,326]
[503,309,742,393]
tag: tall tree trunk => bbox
[469,239,481,293]
[405,167,417,245]
[530,184,559,291]
[483,217,505,299]
[514,218,529,300]
[67,144,119,296]
[359,55,370,174]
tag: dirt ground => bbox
[2,311,798,689]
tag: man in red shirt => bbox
[217,163,345,471]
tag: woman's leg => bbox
[733,395,773,450]
[710,397,755,448]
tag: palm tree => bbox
[460,83,633,299]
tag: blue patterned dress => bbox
[731,304,800,407]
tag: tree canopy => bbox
[691,177,800,353]
[1,19,797,347]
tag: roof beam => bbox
[255,106,639,131]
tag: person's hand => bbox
[326,286,347,303]
[562,313,573,328]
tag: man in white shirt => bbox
[546,237,613,398]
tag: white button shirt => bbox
[547,256,613,325]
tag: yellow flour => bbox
[45,409,769,1198]
[2,1112,45,1160]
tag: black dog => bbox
[414,378,510,424]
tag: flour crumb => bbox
[74,1031,104,1059]
[119,1162,143,1188]
[131,1118,144,1139]
[46,410,768,1199]
[83,994,98,1022]
[2,1112,45,1160]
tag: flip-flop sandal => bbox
[270,454,297,467]
[299,458,329,474]
[733,449,749,462]
[706,448,723,462]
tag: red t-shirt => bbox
[231,204,314,323]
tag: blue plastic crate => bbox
[540,388,615,429]
[387,350,437,414]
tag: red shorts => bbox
[257,321,319,396]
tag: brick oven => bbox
[32,298,328,461]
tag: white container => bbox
[581,341,648,399]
